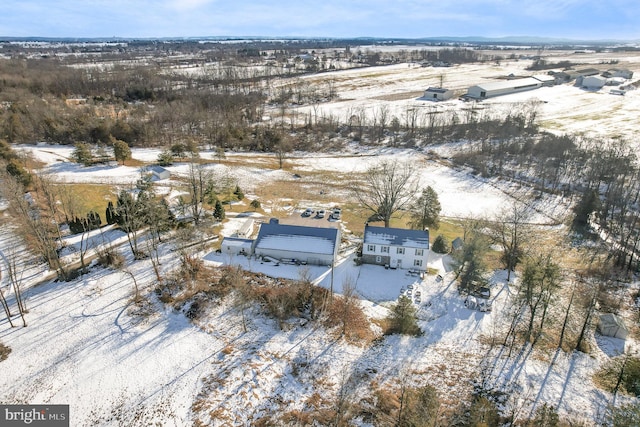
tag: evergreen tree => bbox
[72,142,93,166]
[68,217,84,234]
[452,225,490,293]
[233,185,244,200]
[157,150,174,166]
[214,199,226,220]
[158,199,176,231]
[112,137,131,165]
[432,234,449,254]
[105,201,118,225]
[409,186,441,230]
[87,210,101,229]
[6,160,32,188]
[386,295,421,336]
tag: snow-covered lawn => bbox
[0,217,630,425]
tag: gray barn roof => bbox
[364,225,430,249]
[255,219,340,255]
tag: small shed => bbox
[235,218,254,238]
[147,165,170,180]
[597,313,628,340]
[423,87,454,101]
[451,237,464,251]
[221,237,254,256]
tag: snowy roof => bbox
[221,237,254,248]
[532,74,555,82]
[451,237,464,250]
[470,77,541,92]
[255,220,339,255]
[146,165,168,174]
[425,87,450,93]
[583,75,606,82]
[363,225,429,249]
[576,68,600,76]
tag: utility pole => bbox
[330,260,334,298]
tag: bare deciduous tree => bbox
[0,170,67,280]
[517,252,561,344]
[185,162,212,225]
[489,202,533,282]
[352,160,418,228]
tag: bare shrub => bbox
[97,246,125,269]
[251,279,327,327]
[324,284,374,344]
[0,342,11,362]
[180,251,204,281]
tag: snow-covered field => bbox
[278,51,640,141]
[17,144,566,225]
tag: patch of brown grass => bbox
[53,183,115,223]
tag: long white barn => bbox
[466,77,543,99]
[253,219,340,266]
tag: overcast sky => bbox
[1,0,639,40]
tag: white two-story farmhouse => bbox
[361,225,429,270]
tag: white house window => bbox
[376,256,382,263]
[381,246,389,253]
[414,259,423,267]
[367,244,376,252]
[415,249,424,256]
[397,247,405,254]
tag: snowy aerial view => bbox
[2,2,640,427]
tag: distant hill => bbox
[1,35,639,47]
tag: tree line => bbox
[452,132,640,274]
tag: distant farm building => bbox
[605,77,627,86]
[146,165,170,180]
[532,74,556,86]
[552,70,581,84]
[253,218,340,266]
[582,75,607,90]
[597,313,629,340]
[465,77,542,100]
[604,68,634,79]
[423,87,454,101]
[575,68,602,86]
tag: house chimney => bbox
[269,218,279,224]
